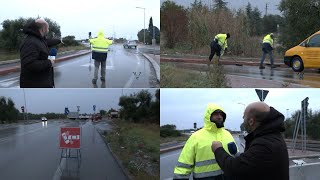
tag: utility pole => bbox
[265,3,268,16]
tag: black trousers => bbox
[209,40,222,61]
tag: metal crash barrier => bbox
[290,162,320,180]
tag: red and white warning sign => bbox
[60,127,81,149]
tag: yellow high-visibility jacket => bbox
[89,30,113,53]
[262,34,274,47]
[173,103,238,179]
[215,34,228,50]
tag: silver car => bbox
[123,40,137,49]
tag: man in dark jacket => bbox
[211,102,289,180]
[20,18,61,88]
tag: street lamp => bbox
[136,7,146,44]
[238,103,245,111]
[286,109,289,119]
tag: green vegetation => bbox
[100,89,160,180]
[161,63,229,88]
[161,0,315,57]
[284,109,320,140]
[160,124,181,137]
[118,89,159,124]
[137,17,160,44]
[0,97,19,123]
[104,118,159,180]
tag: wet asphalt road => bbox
[0,44,159,88]
[171,63,320,87]
[0,119,127,180]
[160,136,244,180]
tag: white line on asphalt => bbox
[0,79,19,88]
[52,156,66,180]
[124,54,141,88]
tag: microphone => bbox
[227,142,239,156]
[49,48,57,60]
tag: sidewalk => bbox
[0,50,91,76]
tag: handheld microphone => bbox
[49,48,57,60]
[227,142,238,156]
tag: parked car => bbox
[284,30,320,72]
[41,117,47,121]
[123,40,137,49]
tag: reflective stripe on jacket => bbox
[173,103,238,179]
[89,30,113,53]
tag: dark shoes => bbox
[259,65,265,69]
[271,65,277,68]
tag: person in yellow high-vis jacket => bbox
[89,30,113,84]
[259,33,276,69]
[209,33,230,62]
[173,103,238,180]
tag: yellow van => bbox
[284,30,320,72]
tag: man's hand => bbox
[212,141,223,152]
[50,59,55,67]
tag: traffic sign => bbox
[60,127,81,149]
[64,107,69,115]
[255,89,269,102]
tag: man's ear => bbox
[248,118,255,126]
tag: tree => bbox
[148,17,154,38]
[100,110,106,116]
[0,17,61,51]
[213,0,228,10]
[161,0,188,48]
[62,35,79,46]
[279,0,320,49]
[0,97,19,123]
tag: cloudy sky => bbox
[161,0,281,15]
[160,88,319,131]
[0,0,160,40]
[0,88,157,114]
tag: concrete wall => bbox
[290,163,320,180]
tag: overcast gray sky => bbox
[161,88,319,131]
[161,0,281,15]
[0,0,160,40]
[0,88,157,114]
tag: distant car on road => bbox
[91,113,102,121]
[284,30,320,72]
[41,117,47,121]
[123,40,137,49]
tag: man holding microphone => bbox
[211,102,289,180]
[20,18,62,88]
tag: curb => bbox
[160,144,184,154]
[98,130,132,180]
[0,50,91,76]
[161,57,287,68]
[142,53,160,82]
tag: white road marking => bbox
[52,155,66,180]
[0,126,47,144]
[0,76,19,83]
[124,54,141,88]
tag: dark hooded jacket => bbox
[214,107,289,180]
[20,20,61,88]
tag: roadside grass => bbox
[160,135,189,144]
[0,45,88,62]
[103,119,159,180]
[160,62,229,88]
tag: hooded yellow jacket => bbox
[173,103,238,179]
[89,30,113,53]
[262,34,274,47]
[215,34,228,50]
